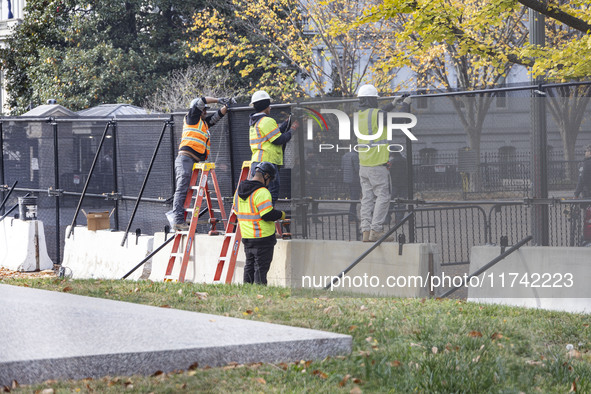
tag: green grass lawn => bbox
[2,278,590,393]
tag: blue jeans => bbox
[167,154,196,225]
[250,162,280,204]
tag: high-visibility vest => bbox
[179,118,210,158]
[234,187,275,239]
[357,108,389,167]
[250,117,283,165]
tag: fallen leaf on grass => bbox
[525,360,543,366]
[350,386,363,394]
[468,331,483,337]
[188,362,199,370]
[568,349,582,359]
[257,294,264,299]
[62,286,73,292]
[389,361,402,367]
[194,292,208,300]
[472,355,480,363]
[159,305,171,308]
[312,370,328,379]
[339,374,351,387]
[360,305,368,311]
[243,310,253,315]
[254,377,266,385]
[570,380,577,392]
[348,325,358,332]
[432,347,438,354]
[491,332,503,340]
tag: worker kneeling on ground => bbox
[234,162,286,285]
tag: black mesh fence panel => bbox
[2,85,591,267]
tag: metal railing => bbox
[291,198,591,266]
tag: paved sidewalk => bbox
[0,284,351,386]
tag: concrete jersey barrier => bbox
[0,218,53,271]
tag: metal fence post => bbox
[0,121,4,215]
[169,115,177,194]
[227,109,237,193]
[111,120,119,231]
[51,118,61,263]
[530,8,549,246]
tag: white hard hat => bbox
[250,90,272,106]
[357,84,379,98]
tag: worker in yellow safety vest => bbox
[234,162,286,285]
[356,84,411,242]
[249,90,298,204]
[166,96,234,231]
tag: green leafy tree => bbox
[0,0,209,113]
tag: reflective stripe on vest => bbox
[179,118,210,157]
[357,108,389,166]
[234,188,275,239]
[249,117,283,165]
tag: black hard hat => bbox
[255,162,276,181]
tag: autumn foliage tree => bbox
[357,0,591,185]
[356,0,529,190]
[190,0,397,99]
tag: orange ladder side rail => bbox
[165,162,225,282]
[214,161,251,283]
[164,166,203,279]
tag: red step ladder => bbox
[165,162,227,282]
[214,161,251,283]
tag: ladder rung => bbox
[169,252,184,257]
[218,257,228,261]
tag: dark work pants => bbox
[243,244,275,285]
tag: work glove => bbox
[280,211,286,220]
[392,94,411,107]
[218,97,236,107]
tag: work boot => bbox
[362,231,371,242]
[173,222,189,232]
[369,230,394,242]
